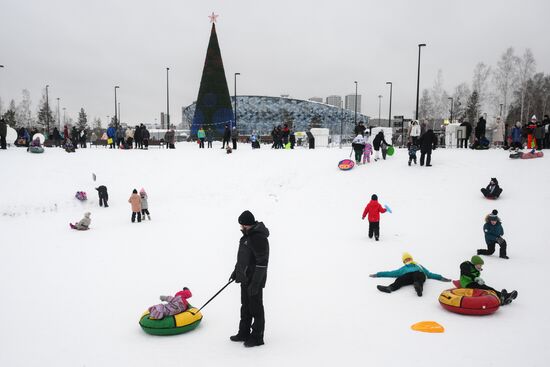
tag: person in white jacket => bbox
[493,117,505,147]
[352,134,366,164]
[409,120,421,145]
[70,212,91,230]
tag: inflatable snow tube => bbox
[386,146,395,156]
[28,146,44,154]
[439,288,500,316]
[521,151,543,159]
[338,159,355,171]
[139,306,202,335]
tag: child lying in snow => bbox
[148,287,192,319]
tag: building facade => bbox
[326,95,343,108]
[183,95,370,137]
[345,94,362,113]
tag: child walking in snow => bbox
[95,185,109,207]
[70,212,91,230]
[139,188,151,220]
[128,189,142,223]
[407,142,418,166]
[148,287,193,320]
[361,194,389,241]
[363,142,373,164]
[352,134,366,164]
[370,252,451,296]
[460,255,517,305]
[477,209,509,259]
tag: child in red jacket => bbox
[362,194,388,241]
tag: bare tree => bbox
[517,48,536,123]
[418,88,434,123]
[430,70,449,128]
[472,62,491,116]
[16,89,33,128]
[452,83,471,122]
[493,47,519,122]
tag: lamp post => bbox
[234,72,240,128]
[415,43,427,120]
[56,98,60,128]
[166,67,170,131]
[448,97,454,125]
[499,103,503,118]
[354,81,358,125]
[45,85,50,135]
[118,102,121,126]
[378,95,382,126]
[63,108,66,126]
[114,86,119,129]
[386,82,393,129]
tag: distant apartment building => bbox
[345,94,361,113]
[308,97,323,103]
[325,95,342,108]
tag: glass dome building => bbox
[183,95,370,137]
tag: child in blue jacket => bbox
[370,252,451,296]
[477,209,509,259]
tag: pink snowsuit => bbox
[148,288,192,320]
[363,143,373,163]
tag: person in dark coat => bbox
[372,131,391,161]
[222,124,231,149]
[282,124,290,146]
[459,121,472,148]
[475,116,486,140]
[418,129,437,166]
[52,127,62,147]
[0,118,7,150]
[95,185,109,207]
[481,178,502,199]
[289,130,296,149]
[477,209,508,259]
[229,210,270,348]
[543,115,550,149]
[70,127,79,149]
[79,129,87,148]
[134,125,142,149]
[354,121,366,136]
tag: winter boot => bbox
[377,285,392,293]
[375,237,379,241]
[230,333,250,342]
[499,255,509,259]
[244,335,264,348]
[414,282,423,297]
[148,215,151,220]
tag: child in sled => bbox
[75,191,87,201]
[477,209,509,259]
[139,188,151,220]
[70,212,91,230]
[370,252,451,296]
[148,287,193,319]
[460,255,517,305]
[481,178,502,199]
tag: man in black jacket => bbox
[0,118,7,150]
[229,210,270,347]
[418,129,437,166]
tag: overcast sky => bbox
[1,0,549,126]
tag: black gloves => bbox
[229,270,236,283]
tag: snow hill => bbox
[1,143,549,366]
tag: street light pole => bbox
[386,82,393,129]
[499,103,503,117]
[118,102,121,126]
[63,108,66,126]
[234,72,240,128]
[415,43,427,120]
[166,67,170,131]
[378,95,382,126]
[45,85,50,135]
[114,86,119,129]
[354,81,358,125]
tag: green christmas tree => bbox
[191,17,234,139]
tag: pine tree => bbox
[78,108,88,130]
[191,22,234,139]
[2,100,17,127]
[37,93,55,132]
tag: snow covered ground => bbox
[1,143,549,366]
